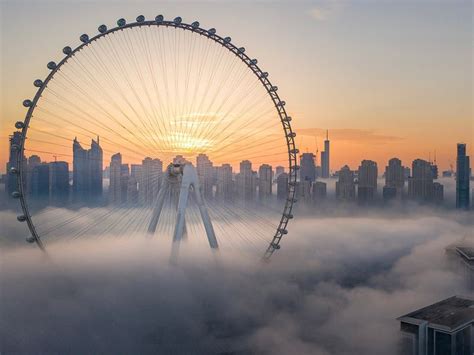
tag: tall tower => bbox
[336,165,355,201]
[196,154,214,199]
[300,153,316,182]
[258,164,273,199]
[383,158,405,200]
[139,157,162,205]
[109,153,122,204]
[357,160,378,204]
[456,143,470,209]
[321,130,330,178]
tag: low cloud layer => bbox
[1,209,473,354]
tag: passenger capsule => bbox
[80,34,89,43]
[250,59,258,65]
[270,86,278,92]
[191,21,199,28]
[12,191,21,199]
[286,132,296,138]
[238,47,245,53]
[174,17,182,24]
[23,99,33,107]
[98,24,107,33]
[260,72,268,78]
[278,101,286,107]
[15,121,25,129]
[26,236,36,243]
[33,79,43,88]
[17,215,27,222]
[9,166,18,174]
[47,61,57,70]
[136,15,145,23]
[283,116,291,122]
[271,243,281,250]
[63,46,72,55]
[290,148,299,154]
[224,37,231,43]
[208,28,216,35]
[155,15,164,23]
[278,229,288,235]
[117,18,126,27]
[284,214,294,219]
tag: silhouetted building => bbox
[216,164,233,201]
[321,130,330,178]
[432,182,444,204]
[258,164,273,199]
[197,154,214,199]
[120,164,130,203]
[358,160,378,204]
[236,160,256,201]
[312,181,327,204]
[397,296,474,355]
[31,163,50,199]
[275,166,285,177]
[49,161,69,204]
[456,143,470,209]
[109,153,122,204]
[277,172,288,200]
[26,155,41,195]
[430,163,439,180]
[384,158,405,200]
[336,165,355,201]
[300,153,316,182]
[408,159,434,202]
[139,157,162,205]
[297,180,311,203]
[72,137,103,201]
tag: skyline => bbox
[1,0,472,173]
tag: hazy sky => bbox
[1,0,472,172]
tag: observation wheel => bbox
[11,15,298,260]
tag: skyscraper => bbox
[258,164,273,199]
[312,181,327,204]
[139,157,162,205]
[196,154,214,199]
[72,137,103,201]
[321,130,330,178]
[31,163,50,200]
[383,158,405,200]
[277,172,289,200]
[456,143,470,209]
[216,164,233,201]
[300,153,316,182]
[336,165,355,201]
[407,159,442,203]
[236,160,256,201]
[357,160,378,204]
[109,153,122,204]
[26,155,41,195]
[49,161,69,204]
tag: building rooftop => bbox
[398,296,474,332]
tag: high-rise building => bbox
[31,163,50,199]
[456,143,470,210]
[300,153,316,182]
[120,164,130,203]
[216,164,233,201]
[196,154,214,199]
[336,165,355,201]
[432,182,444,204]
[408,159,443,204]
[235,160,256,201]
[72,137,103,201]
[26,155,41,195]
[139,157,162,205]
[127,176,139,205]
[277,172,288,200]
[320,130,330,178]
[312,181,327,204]
[357,160,377,204]
[109,153,122,204]
[49,161,69,203]
[130,164,142,180]
[258,164,273,199]
[383,158,405,200]
[275,166,285,177]
[296,180,312,203]
[6,132,26,197]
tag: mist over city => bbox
[1,1,473,354]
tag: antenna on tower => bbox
[326,129,328,140]
[434,150,437,164]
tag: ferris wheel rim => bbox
[12,15,298,259]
